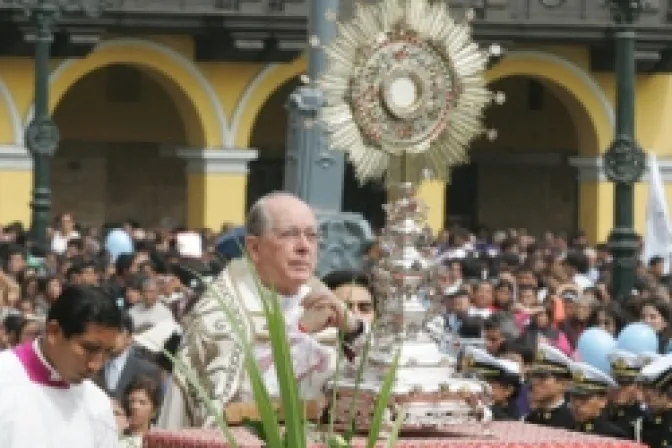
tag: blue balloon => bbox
[617,322,659,354]
[105,229,134,262]
[577,327,617,374]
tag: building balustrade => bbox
[0,0,670,69]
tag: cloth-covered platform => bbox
[144,422,645,447]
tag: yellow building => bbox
[0,4,670,243]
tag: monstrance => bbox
[319,0,501,433]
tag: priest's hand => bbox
[300,288,359,334]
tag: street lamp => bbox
[604,0,646,301]
[18,0,107,249]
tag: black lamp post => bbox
[19,0,106,248]
[604,0,646,301]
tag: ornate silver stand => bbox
[328,183,489,432]
[319,0,499,433]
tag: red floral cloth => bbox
[144,422,645,448]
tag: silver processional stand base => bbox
[326,183,491,434]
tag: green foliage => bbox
[163,351,239,448]
[366,350,401,448]
[169,259,402,447]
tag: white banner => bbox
[643,154,672,274]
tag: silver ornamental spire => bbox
[329,184,492,432]
[322,0,500,433]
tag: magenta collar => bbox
[13,341,69,389]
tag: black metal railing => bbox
[0,0,669,25]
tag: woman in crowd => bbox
[521,305,572,356]
[586,303,625,337]
[122,376,162,446]
[640,298,672,353]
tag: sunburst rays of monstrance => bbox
[320,0,502,185]
[319,0,505,433]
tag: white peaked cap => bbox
[570,361,617,389]
[462,346,522,380]
[639,353,672,389]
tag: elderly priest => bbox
[159,192,367,428]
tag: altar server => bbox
[0,285,123,448]
[607,350,647,441]
[568,361,627,438]
[461,346,522,420]
[524,343,575,429]
[638,353,672,448]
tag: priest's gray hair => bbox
[246,191,297,236]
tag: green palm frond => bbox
[366,350,401,448]
[170,254,401,447]
[207,280,284,448]
[343,322,375,442]
[163,351,239,448]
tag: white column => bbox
[175,148,258,174]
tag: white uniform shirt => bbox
[0,339,119,448]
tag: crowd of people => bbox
[0,198,672,447]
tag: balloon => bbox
[617,322,659,354]
[105,229,134,262]
[577,327,617,374]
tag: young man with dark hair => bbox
[483,312,519,356]
[525,343,575,429]
[607,350,647,440]
[94,312,161,401]
[0,285,123,447]
[462,346,522,420]
[638,353,672,447]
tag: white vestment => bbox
[158,258,342,429]
[0,339,119,448]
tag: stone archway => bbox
[246,77,387,230]
[52,63,198,228]
[447,74,594,235]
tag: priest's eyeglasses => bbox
[273,227,320,243]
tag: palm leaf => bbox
[343,322,375,442]
[262,286,306,448]
[163,351,239,448]
[383,404,405,448]
[207,281,284,448]
[326,330,345,438]
[365,349,401,448]
[241,256,306,448]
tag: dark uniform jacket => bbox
[576,414,629,439]
[492,400,521,421]
[641,409,672,448]
[607,401,647,441]
[525,401,575,430]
